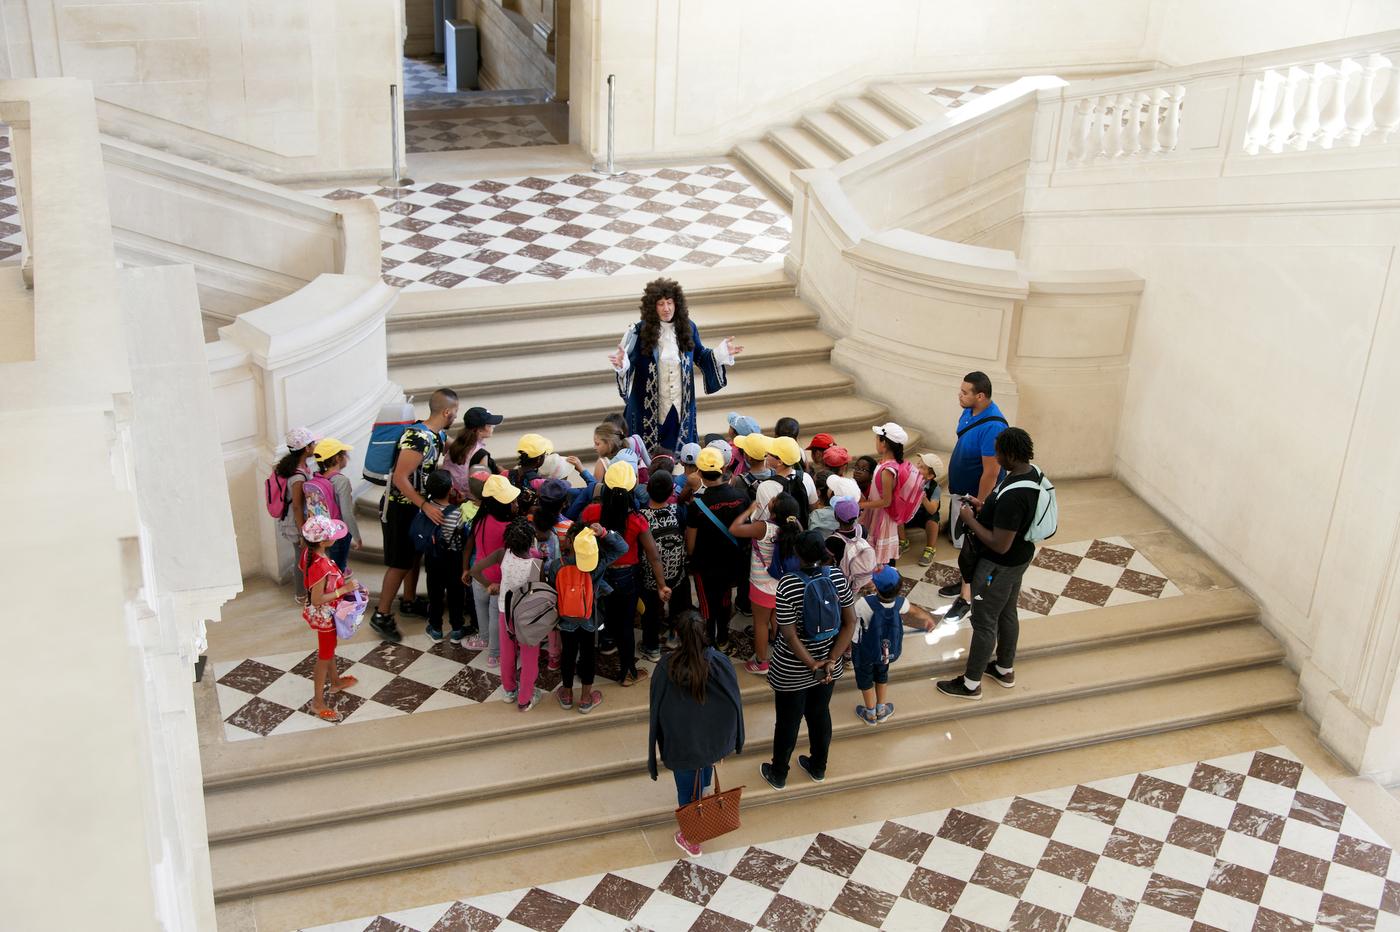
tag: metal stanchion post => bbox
[378,84,415,188]
[592,73,622,176]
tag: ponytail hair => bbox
[770,492,802,564]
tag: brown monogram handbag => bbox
[674,765,744,844]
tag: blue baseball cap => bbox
[873,565,902,594]
[613,448,641,470]
[536,478,570,503]
[727,411,760,436]
[679,442,702,465]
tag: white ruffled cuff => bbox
[715,337,736,367]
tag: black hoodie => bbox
[648,648,745,778]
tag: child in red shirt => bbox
[302,514,362,721]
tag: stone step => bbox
[391,264,795,328]
[390,325,835,397]
[732,139,799,204]
[799,111,878,159]
[767,126,841,172]
[386,294,818,365]
[834,96,915,142]
[209,662,1295,900]
[870,82,951,126]
[204,617,1279,845]
[202,587,1256,788]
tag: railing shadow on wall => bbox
[788,77,1145,478]
[101,136,400,579]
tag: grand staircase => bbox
[733,84,949,205]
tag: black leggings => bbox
[692,569,734,644]
[559,627,596,689]
[770,682,835,783]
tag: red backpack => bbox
[555,564,595,624]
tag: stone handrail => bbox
[788,77,1143,478]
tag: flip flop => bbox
[313,707,343,722]
[328,675,358,693]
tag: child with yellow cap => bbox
[545,522,629,713]
[459,474,520,664]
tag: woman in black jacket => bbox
[648,610,745,857]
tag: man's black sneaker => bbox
[944,597,971,623]
[399,596,430,618]
[938,582,962,598]
[984,664,1015,688]
[370,611,403,643]
[760,762,785,790]
[797,755,825,784]
[598,638,618,656]
[936,677,982,701]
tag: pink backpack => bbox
[264,471,291,518]
[303,475,341,521]
[881,461,925,525]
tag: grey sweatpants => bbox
[964,556,1028,681]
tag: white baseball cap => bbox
[872,422,908,445]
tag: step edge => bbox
[206,644,1284,843]
[209,672,1298,900]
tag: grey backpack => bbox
[504,582,559,648]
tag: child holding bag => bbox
[301,514,362,722]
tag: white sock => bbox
[996,664,1013,675]
[963,676,980,691]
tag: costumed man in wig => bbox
[609,277,744,449]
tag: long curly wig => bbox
[638,277,693,355]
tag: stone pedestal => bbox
[446,20,479,91]
[433,0,458,55]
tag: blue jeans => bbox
[328,535,351,572]
[673,766,714,807]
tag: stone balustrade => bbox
[1241,49,1400,154]
[1064,83,1185,163]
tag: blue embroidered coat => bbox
[616,320,729,448]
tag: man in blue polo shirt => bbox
[938,372,1009,617]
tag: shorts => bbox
[381,499,423,571]
[905,506,940,529]
[316,627,337,660]
[749,583,777,610]
[854,660,889,691]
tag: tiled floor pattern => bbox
[211,537,1179,742]
[402,55,549,111]
[924,84,999,110]
[319,165,790,291]
[0,130,23,261]
[406,114,559,153]
[304,745,1400,931]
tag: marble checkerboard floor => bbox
[318,164,790,291]
[303,746,1400,931]
[209,536,1181,742]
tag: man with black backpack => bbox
[761,530,857,790]
[938,372,1010,621]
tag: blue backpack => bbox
[795,566,842,643]
[854,594,905,666]
[410,505,454,555]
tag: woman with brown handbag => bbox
[648,610,745,857]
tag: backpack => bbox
[828,531,878,592]
[766,532,802,581]
[997,467,1058,542]
[363,400,435,486]
[555,564,595,625]
[302,475,340,521]
[794,566,842,643]
[881,461,925,525]
[643,504,686,587]
[772,472,811,526]
[855,594,904,667]
[504,581,559,647]
[264,470,292,519]
[410,505,447,554]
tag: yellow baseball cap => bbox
[482,474,520,503]
[733,433,772,460]
[517,433,554,458]
[604,460,638,491]
[313,437,352,461]
[768,436,802,466]
[695,447,726,473]
[573,527,599,572]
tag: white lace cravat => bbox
[657,321,684,417]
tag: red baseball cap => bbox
[822,445,851,468]
[806,432,836,451]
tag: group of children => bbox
[277,405,953,724]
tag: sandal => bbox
[312,707,343,722]
[328,675,358,693]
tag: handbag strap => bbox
[694,764,723,798]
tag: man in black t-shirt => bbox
[936,428,1041,701]
[685,447,749,648]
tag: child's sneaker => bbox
[518,693,541,713]
[937,583,962,598]
[369,611,402,643]
[486,654,500,668]
[640,646,662,663]
[899,539,911,556]
[548,654,561,672]
[425,625,444,641]
[919,546,936,566]
[797,754,825,783]
[936,678,982,701]
[578,689,603,714]
[744,658,769,675]
[557,687,574,710]
[666,631,681,650]
[674,830,703,858]
[876,702,895,724]
[855,705,878,726]
[449,628,467,644]
[501,688,518,703]
[943,597,971,623]
[984,663,1016,688]
[760,762,785,790]
[598,638,618,656]
[399,596,429,617]
[464,635,488,651]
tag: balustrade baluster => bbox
[1092,96,1109,159]
[1067,97,1092,162]
[1318,59,1355,148]
[1144,87,1165,154]
[1372,57,1400,142]
[1343,53,1384,145]
[1291,65,1324,151]
[1104,94,1124,157]
[1162,85,1184,152]
[1267,68,1302,152]
[1243,72,1278,154]
[1124,90,1147,155]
